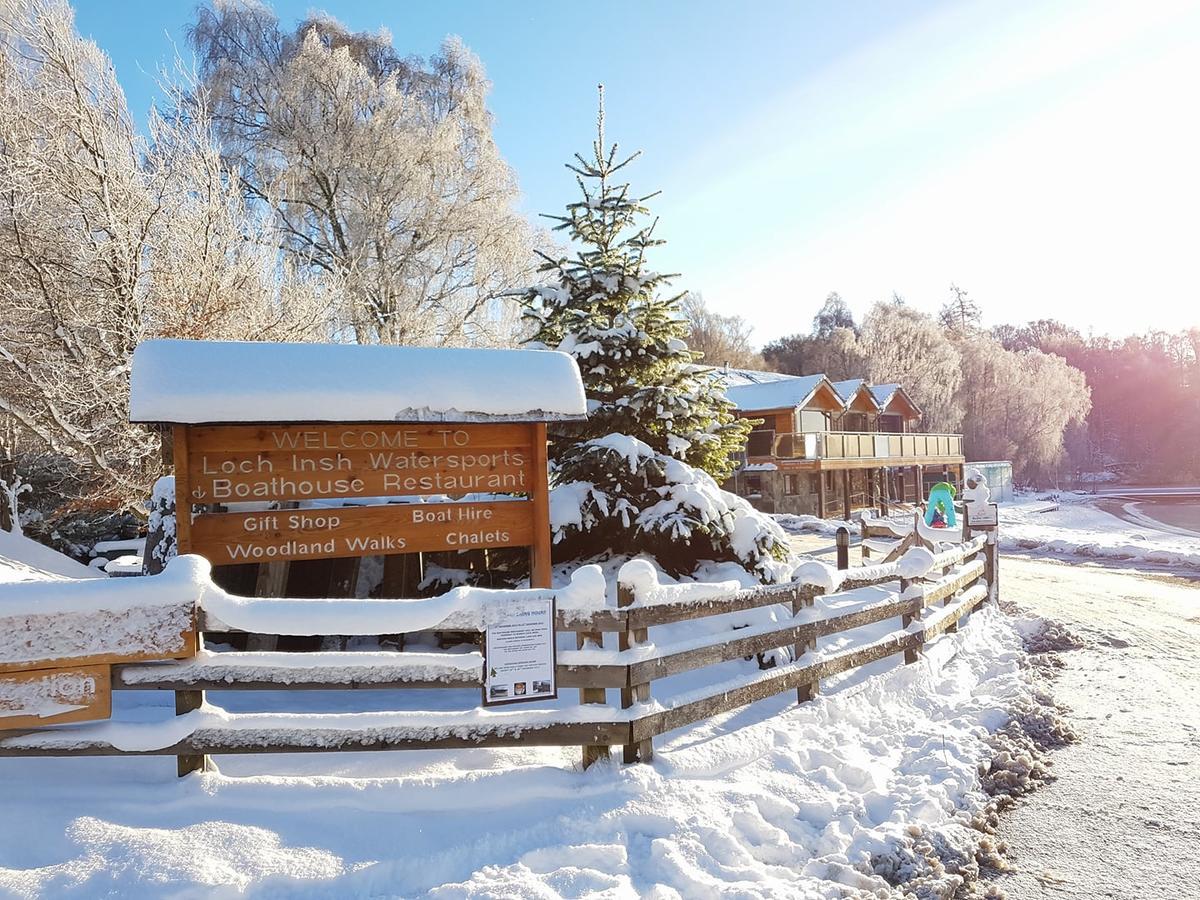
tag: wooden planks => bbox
[174,422,553,573]
[183,424,534,505]
[0,610,197,674]
[186,447,533,504]
[187,423,534,454]
[0,665,111,730]
[0,529,998,767]
[190,500,534,566]
[0,719,632,756]
[528,423,552,589]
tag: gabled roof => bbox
[869,383,900,407]
[831,378,865,401]
[871,383,922,418]
[725,373,843,413]
[831,378,881,413]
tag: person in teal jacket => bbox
[925,481,957,528]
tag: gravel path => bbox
[995,556,1200,898]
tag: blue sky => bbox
[74,0,1200,344]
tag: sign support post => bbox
[529,423,552,589]
[172,424,194,556]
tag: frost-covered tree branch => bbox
[0,0,331,519]
[187,2,543,347]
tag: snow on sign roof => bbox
[129,340,588,425]
[724,374,828,411]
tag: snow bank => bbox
[774,512,858,537]
[0,528,101,582]
[1002,495,1200,570]
[0,603,1031,897]
[129,339,587,423]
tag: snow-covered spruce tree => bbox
[523,90,788,580]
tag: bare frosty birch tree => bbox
[858,301,965,433]
[188,2,540,346]
[0,0,330,516]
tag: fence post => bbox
[175,688,208,777]
[899,577,922,664]
[577,616,611,769]
[617,579,652,764]
[835,527,850,571]
[985,526,999,605]
[793,586,821,702]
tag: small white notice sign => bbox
[968,502,999,528]
[482,599,557,706]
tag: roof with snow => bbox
[869,383,901,407]
[716,367,800,388]
[831,378,864,401]
[829,378,878,411]
[724,374,841,412]
[129,340,588,425]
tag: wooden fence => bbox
[0,532,997,776]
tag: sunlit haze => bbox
[76,0,1200,343]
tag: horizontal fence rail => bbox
[0,527,999,773]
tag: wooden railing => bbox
[746,430,964,461]
[0,533,998,774]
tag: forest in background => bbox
[685,291,1199,487]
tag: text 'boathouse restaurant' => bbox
[128,339,586,593]
[720,369,966,519]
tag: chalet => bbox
[723,370,965,519]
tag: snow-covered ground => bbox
[0,529,100,583]
[0,530,1036,897]
[1001,493,1200,570]
[0,609,1028,898]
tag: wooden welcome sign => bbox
[173,422,551,584]
[130,340,588,590]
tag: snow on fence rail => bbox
[0,533,998,775]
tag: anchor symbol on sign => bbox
[192,488,207,500]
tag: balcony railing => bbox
[745,430,964,461]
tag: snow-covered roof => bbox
[724,374,832,412]
[129,340,588,424]
[717,367,799,388]
[831,378,865,401]
[869,383,901,407]
[869,383,921,417]
[832,378,882,413]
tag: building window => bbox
[784,474,801,495]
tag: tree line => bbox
[684,289,1197,486]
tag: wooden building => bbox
[724,371,965,519]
